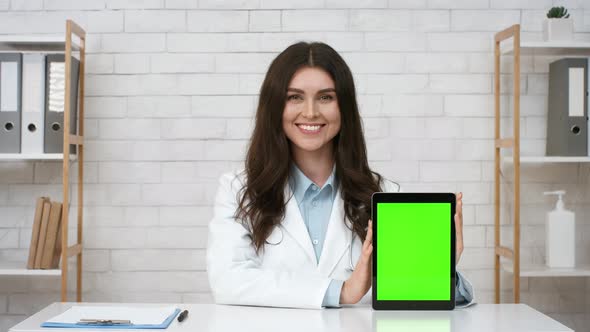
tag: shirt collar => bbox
[289,163,337,203]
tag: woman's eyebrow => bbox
[318,88,336,93]
[286,87,336,93]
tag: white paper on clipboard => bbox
[45,305,178,325]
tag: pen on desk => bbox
[177,309,189,322]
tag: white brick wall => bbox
[1,1,590,331]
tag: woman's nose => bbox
[302,100,318,118]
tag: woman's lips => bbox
[296,123,325,134]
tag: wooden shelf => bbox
[0,20,86,303]
[502,156,590,164]
[0,35,81,52]
[503,40,590,55]
[502,263,590,277]
[0,261,60,276]
[0,153,77,161]
[493,24,590,304]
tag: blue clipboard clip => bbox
[77,319,132,325]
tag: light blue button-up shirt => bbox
[289,164,344,307]
[289,163,472,307]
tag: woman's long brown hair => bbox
[236,42,383,254]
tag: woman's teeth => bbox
[298,124,321,131]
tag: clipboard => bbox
[41,306,181,329]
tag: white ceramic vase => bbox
[542,18,574,41]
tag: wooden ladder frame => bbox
[494,24,521,304]
[60,19,85,302]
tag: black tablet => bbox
[372,193,456,310]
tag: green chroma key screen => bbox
[376,202,451,301]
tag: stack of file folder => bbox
[0,52,79,154]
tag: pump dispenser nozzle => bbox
[543,190,566,210]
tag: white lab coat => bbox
[207,170,474,309]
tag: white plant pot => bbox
[543,18,574,41]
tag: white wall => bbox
[1,0,590,331]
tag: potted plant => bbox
[543,6,573,41]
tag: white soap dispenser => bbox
[543,190,575,268]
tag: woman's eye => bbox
[320,95,334,101]
[287,95,302,101]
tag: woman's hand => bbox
[340,220,373,304]
[455,192,464,266]
[340,193,464,304]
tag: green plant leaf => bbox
[547,6,570,18]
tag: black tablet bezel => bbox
[372,192,456,310]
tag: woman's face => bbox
[282,66,341,155]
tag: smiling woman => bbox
[205,42,473,309]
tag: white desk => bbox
[9,302,573,332]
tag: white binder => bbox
[21,54,46,154]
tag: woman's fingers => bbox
[456,193,463,233]
[360,219,373,264]
[455,212,464,262]
[366,220,373,244]
[456,192,463,218]
[455,192,464,264]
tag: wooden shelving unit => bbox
[494,24,590,304]
[0,20,86,302]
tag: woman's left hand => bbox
[455,192,464,266]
